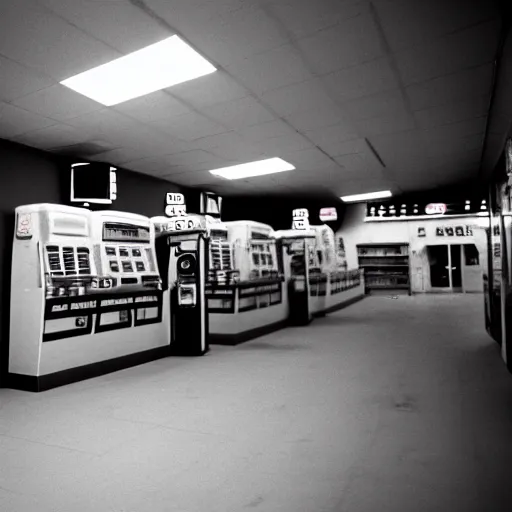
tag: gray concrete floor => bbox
[0,294,511,512]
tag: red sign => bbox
[425,203,447,215]
[319,207,337,222]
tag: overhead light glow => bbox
[209,158,295,180]
[340,190,392,203]
[60,36,216,106]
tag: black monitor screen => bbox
[201,192,222,217]
[71,163,111,203]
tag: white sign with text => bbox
[292,208,309,230]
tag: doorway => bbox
[427,244,463,292]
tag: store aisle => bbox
[0,294,511,512]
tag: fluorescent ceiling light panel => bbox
[61,36,216,106]
[340,190,392,203]
[209,158,295,180]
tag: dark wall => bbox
[0,140,63,384]
[481,8,511,179]
[0,139,187,385]
[221,195,346,232]
[58,159,184,218]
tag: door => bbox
[450,244,463,292]
[428,245,450,288]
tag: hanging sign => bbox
[292,208,309,230]
[319,207,337,222]
[165,193,186,217]
[16,213,33,239]
[425,203,447,215]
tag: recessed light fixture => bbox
[209,158,295,180]
[60,36,216,106]
[340,190,392,203]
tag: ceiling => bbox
[0,0,503,198]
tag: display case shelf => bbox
[357,243,411,295]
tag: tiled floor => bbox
[1,294,511,511]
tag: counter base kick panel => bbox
[206,277,288,346]
[209,319,288,346]
[6,346,169,393]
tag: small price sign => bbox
[165,193,186,217]
[16,213,32,239]
[292,208,309,230]
[165,205,186,217]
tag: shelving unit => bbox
[357,243,411,295]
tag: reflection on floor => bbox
[0,294,511,512]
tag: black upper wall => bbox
[221,195,346,232]
[0,139,186,384]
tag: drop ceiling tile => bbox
[50,139,118,157]
[170,72,249,109]
[0,102,56,138]
[10,123,93,150]
[394,20,500,86]
[190,131,243,151]
[334,152,383,176]
[114,92,190,124]
[203,96,275,130]
[149,1,287,68]
[296,13,384,75]
[323,58,399,103]
[38,0,171,54]
[123,156,174,174]
[374,0,499,52]
[423,132,484,156]
[406,64,493,111]
[153,161,224,176]
[190,4,289,66]
[225,44,313,96]
[354,111,416,137]
[421,117,487,143]
[282,148,334,169]
[65,109,139,138]
[125,131,193,155]
[252,133,312,154]
[88,148,146,165]
[11,85,103,121]
[343,89,408,121]
[369,130,427,166]
[0,55,55,102]
[414,95,490,129]
[325,137,368,156]
[63,109,183,155]
[163,150,224,167]
[0,0,121,80]
[284,102,346,131]
[238,120,297,143]
[151,112,229,142]
[208,142,266,162]
[162,170,221,186]
[304,123,360,153]
[261,79,337,118]
[261,0,369,40]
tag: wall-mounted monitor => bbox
[70,162,117,205]
[200,192,222,218]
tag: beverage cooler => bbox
[205,220,288,345]
[8,204,168,391]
